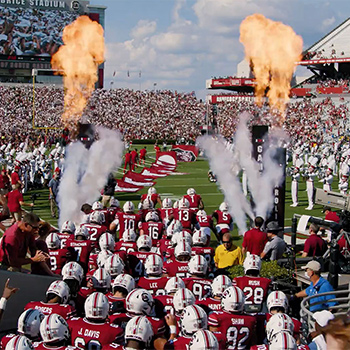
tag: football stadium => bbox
[0,1,350,349]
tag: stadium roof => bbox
[299,17,350,65]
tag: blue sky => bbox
[89,0,350,100]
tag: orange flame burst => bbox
[51,16,105,130]
[239,14,303,124]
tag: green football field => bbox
[22,146,328,247]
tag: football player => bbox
[208,286,257,349]
[68,292,124,349]
[81,211,108,247]
[212,202,233,239]
[139,211,164,246]
[163,241,192,278]
[183,188,204,211]
[25,281,75,320]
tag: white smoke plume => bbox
[58,127,124,227]
[197,135,254,235]
[235,113,286,219]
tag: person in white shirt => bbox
[306,165,317,210]
[290,167,300,207]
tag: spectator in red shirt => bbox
[0,212,48,272]
[5,183,34,224]
[302,223,327,257]
[323,206,340,223]
[242,217,268,256]
[10,166,22,190]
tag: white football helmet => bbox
[84,292,109,320]
[105,254,125,277]
[173,288,196,315]
[126,289,155,316]
[266,314,295,342]
[269,331,297,350]
[123,229,137,242]
[144,254,163,276]
[74,226,89,239]
[192,229,209,246]
[17,309,44,339]
[219,202,228,211]
[5,335,34,350]
[97,250,113,268]
[148,187,157,195]
[92,268,111,290]
[61,261,84,284]
[90,211,103,225]
[211,275,232,297]
[179,197,190,209]
[123,201,135,213]
[187,188,196,195]
[46,232,60,250]
[60,220,75,234]
[196,210,207,217]
[46,281,70,304]
[110,197,120,208]
[92,201,103,210]
[165,277,185,294]
[112,274,135,294]
[166,220,183,238]
[145,211,158,222]
[142,198,154,210]
[172,231,192,247]
[174,241,192,259]
[99,232,115,251]
[125,316,154,346]
[173,200,179,209]
[243,253,262,274]
[162,198,173,208]
[267,291,289,313]
[180,305,208,337]
[189,330,219,350]
[137,235,152,251]
[221,286,245,313]
[40,314,70,343]
[188,255,208,276]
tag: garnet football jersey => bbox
[184,194,202,210]
[48,248,71,275]
[213,210,233,233]
[159,208,174,223]
[110,313,166,337]
[140,222,164,245]
[80,223,108,246]
[164,336,191,350]
[183,277,212,299]
[114,212,141,238]
[24,302,75,320]
[114,241,137,254]
[233,276,271,312]
[195,296,222,312]
[66,239,93,269]
[68,317,124,349]
[173,208,197,231]
[154,295,174,313]
[137,276,168,296]
[163,259,190,278]
[208,310,256,350]
[56,232,73,248]
[196,214,213,228]
[157,237,172,258]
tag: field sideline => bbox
[19,145,328,247]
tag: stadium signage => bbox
[0,0,69,9]
[0,60,50,69]
[207,95,254,103]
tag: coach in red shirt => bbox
[10,166,22,189]
[6,184,33,223]
[0,213,48,272]
[302,223,327,258]
[242,216,268,256]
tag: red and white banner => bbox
[123,171,156,187]
[156,151,177,167]
[115,180,143,193]
[171,145,198,162]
